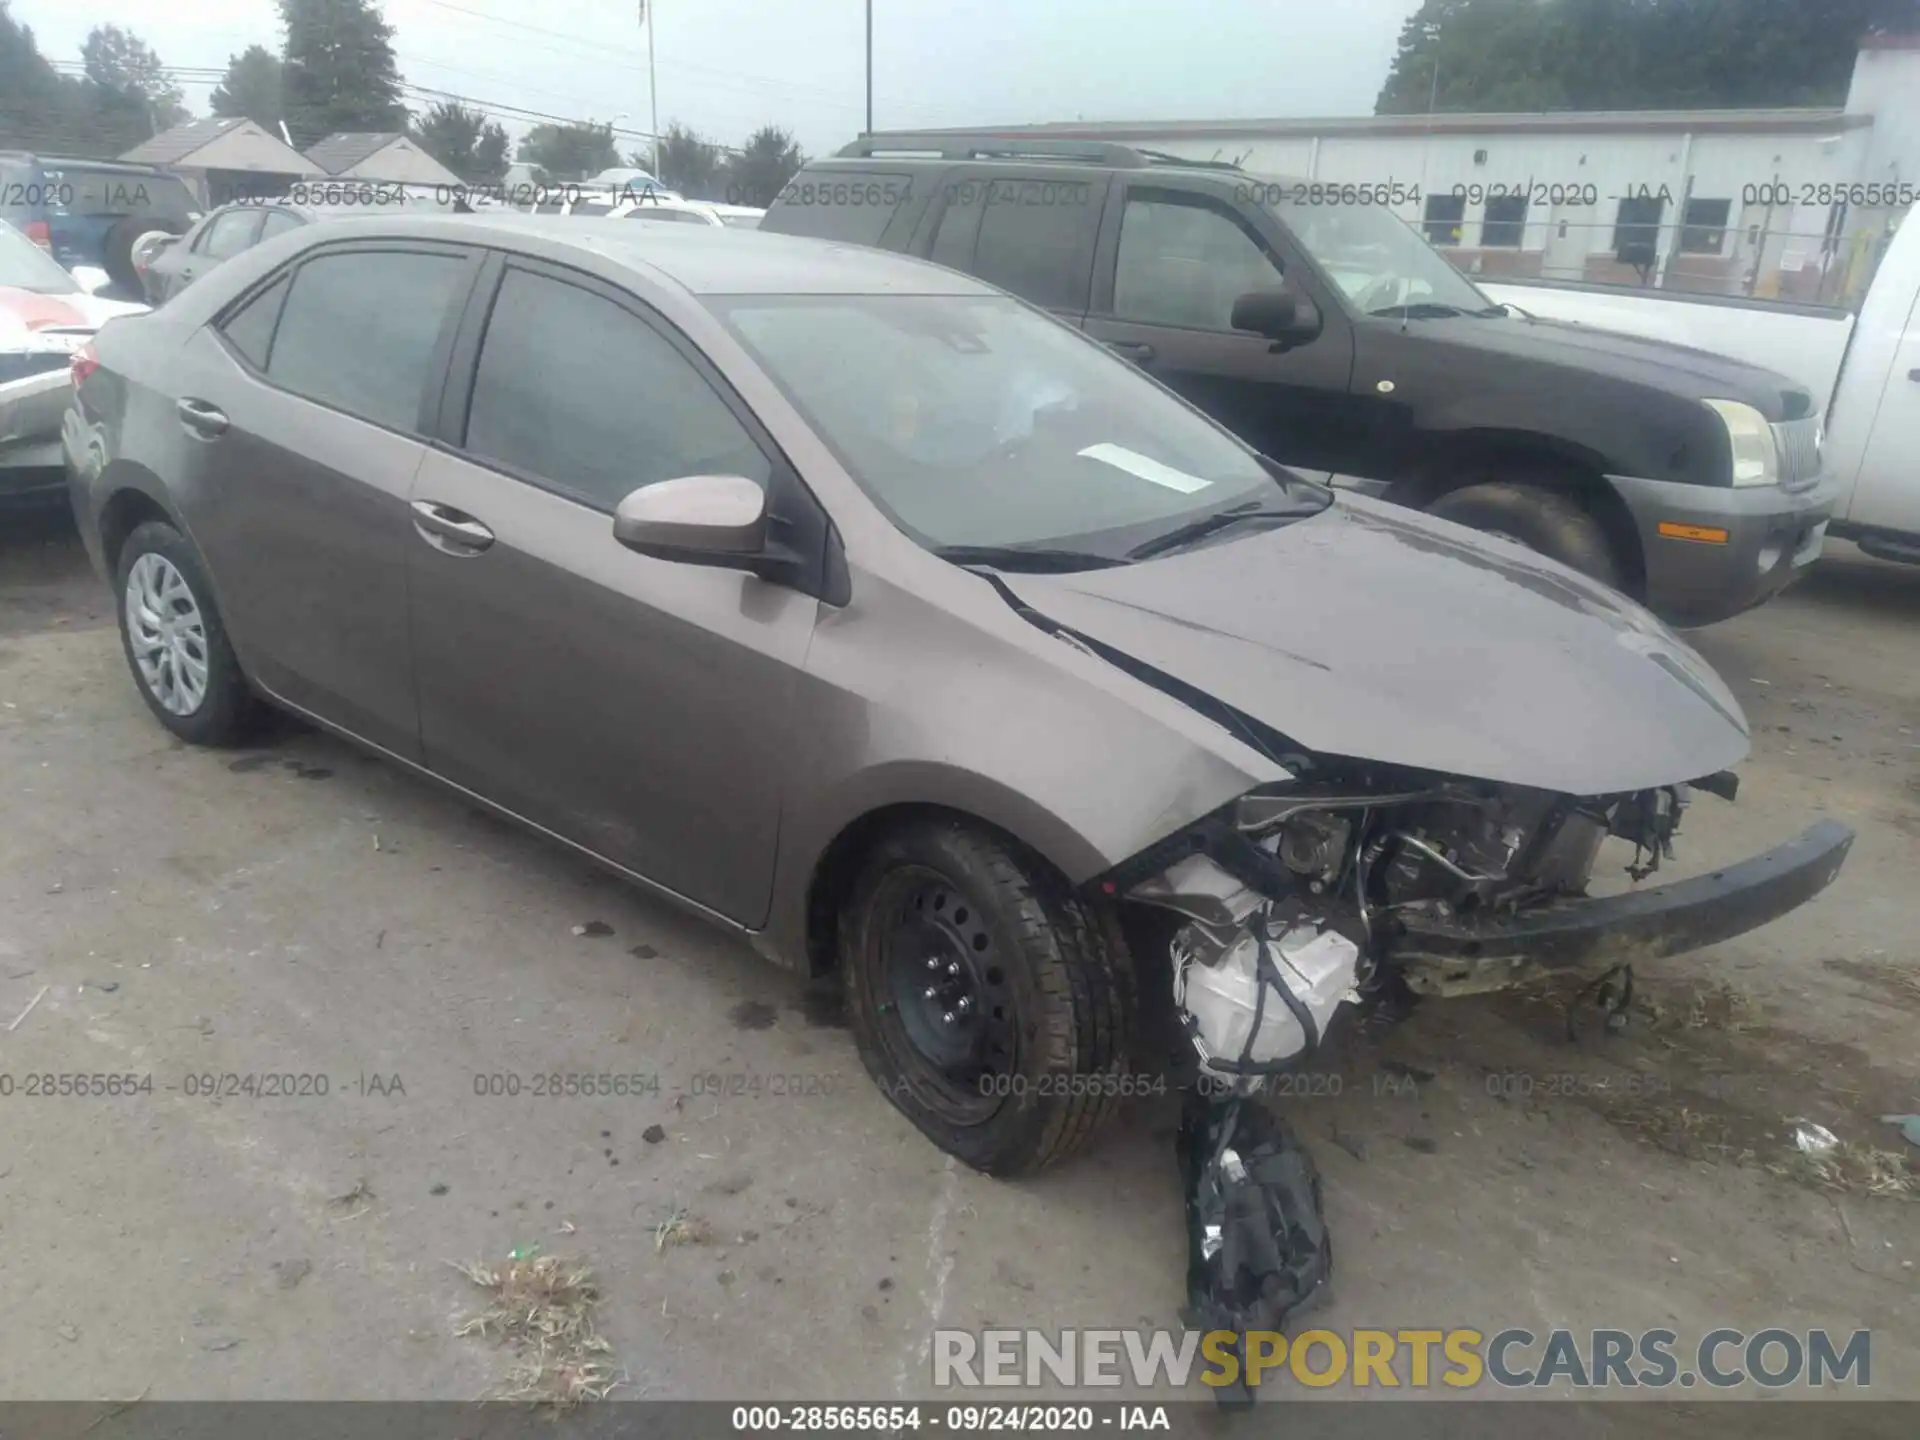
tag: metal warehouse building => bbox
[924,32,1920,307]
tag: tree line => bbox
[1377,0,1920,113]
[0,0,807,205]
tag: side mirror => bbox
[612,474,768,567]
[71,265,112,296]
[1230,287,1321,343]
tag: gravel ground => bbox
[0,508,1914,1417]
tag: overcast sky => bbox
[16,0,1422,158]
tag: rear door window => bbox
[461,266,770,510]
[969,178,1105,314]
[265,249,470,432]
[258,209,304,241]
[763,169,914,244]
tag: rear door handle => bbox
[176,398,229,437]
[1908,367,1920,382]
[411,499,495,554]
[1105,340,1156,363]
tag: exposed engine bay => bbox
[1109,756,1850,1085]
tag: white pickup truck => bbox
[1481,202,1920,566]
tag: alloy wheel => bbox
[124,552,210,716]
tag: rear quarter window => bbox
[762,168,916,245]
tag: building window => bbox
[1423,193,1465,246]
[1482,195,1528,248]
[1612,194,1667,266]
[1679,198,1731,255]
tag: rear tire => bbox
[114,520,259,746]
[1427,480,1621,588]
[840,817,1136,1175]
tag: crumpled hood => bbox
[1002,494,1750,796]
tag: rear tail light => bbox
[70,342,99,388]
[25,219,51,249]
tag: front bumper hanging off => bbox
[1386,819,1855,996]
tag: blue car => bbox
[0,152,199,297]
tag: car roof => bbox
[283,212,989,296]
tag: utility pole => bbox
[641,0,660,176]
[865,0,873,134]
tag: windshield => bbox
[0,220,80,294]
[711,293,1327,555]
[1267,197,1495,316]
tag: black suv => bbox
[762,133,1833,627]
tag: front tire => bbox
[115,520,258,746]
[840,817,1136,1175]
[1427,480,1621,588]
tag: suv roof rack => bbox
[1133,148,1244,172]
[838,132,1153,167]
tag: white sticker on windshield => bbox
[1077,443,1214,494]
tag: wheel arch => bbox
[1384,427,1647,599]
[775,766,1118,980]
[96,476,181,579]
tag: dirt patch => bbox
[1351,968,1919,1202]
[1823,954,1920,1012]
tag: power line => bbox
[44,60,794,154]
[421,0,867,110]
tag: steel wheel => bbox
[842,818,1137,1173]
[876,869,1018,1123]
[124,551,210,716]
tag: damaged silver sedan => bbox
[66,218,1851,1175]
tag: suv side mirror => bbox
[613,475,768,567]
[1231,287,1321,344]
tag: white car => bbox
[611,195,764,229]
[523,190,762,229]
[1,220,146,502]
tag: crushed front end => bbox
[1104,757,1853,1080]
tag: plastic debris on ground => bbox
[1792,1120,1841,1155]
[1176,1089,1332,1407]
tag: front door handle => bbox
[176,398,229,437]
[411,499,495,554]
[1105,340,1156,363]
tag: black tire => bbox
[114,520,259,746]
[840,817,1136,1175]
[1427,480,1621,588]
